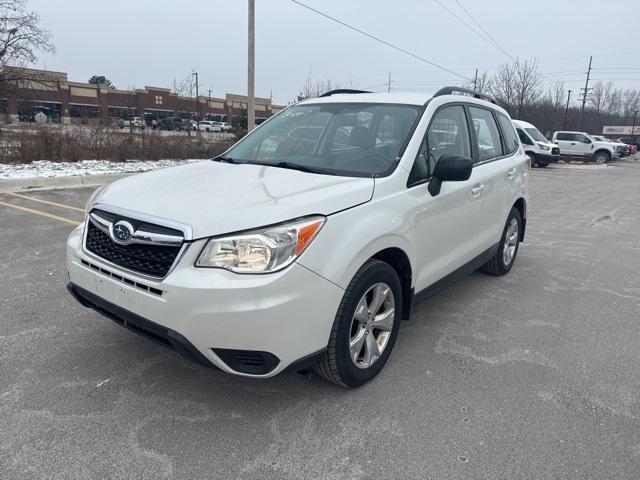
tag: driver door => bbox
[407,104,485,291]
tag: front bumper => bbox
[66,224,344,377]
[534,151,560,163]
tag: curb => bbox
[0,173,129,193]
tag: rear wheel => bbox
[594,151,610,164]
[314,259,402,388]
[480,207,522,276]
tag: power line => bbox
[453,0,514,61]
[433,0,514,61]
[289,0,471,81]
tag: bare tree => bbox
[0,0,54,95]
[589,81,607,115]
[297,75,359,101]
[491,59,543,117]
[547,81,566,109]
[490,62,517,112]
[621,89,640,120]
[171,71,197,97]
[463,71,491,94]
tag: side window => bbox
[575,134,588,143]
[497,113,520,154]
[556,132,570,141]
[517,128,533,145]
[410,105,471,184]
[469,106,504,162]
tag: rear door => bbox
[467,106,517,249]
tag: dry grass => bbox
[0,123,235,164]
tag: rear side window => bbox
[556,132,572,141]
[496,113,519,154]
[410,105,471,184]
[469,106,504,162]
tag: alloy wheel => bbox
[502,218,519,266]
[348,283,395,369]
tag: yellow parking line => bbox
[6,192,85,213]
[0,200,79,225]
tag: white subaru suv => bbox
[67,87,528,388]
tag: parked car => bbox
[119,117,146,129]
[213,121,233,132]
[591,136,629,157]
[551,131,619,164]
[67,87,528,388]
[197,120,222,133]
[618,137,640,153]
[513,119,559,168]
[160,117,191,131]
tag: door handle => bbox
[506,168,517,179]
[471,184,484,195]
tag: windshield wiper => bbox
[212,155,237,164]
[247,160,334,175]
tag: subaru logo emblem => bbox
[112,221,134,243]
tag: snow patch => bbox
[0,159,204,180]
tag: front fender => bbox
[297,199,417,290]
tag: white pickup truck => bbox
[551,131,619,164]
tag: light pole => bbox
[192,71,199,122]
[247,0,256,131]
[632,110,638,141]
[563,89,572,130]
[208,89,212,119]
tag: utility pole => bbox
[473,68,478,91]
[387,73,392,93]
[632,110,638,142]
[579,56,592,131]
[192,71,199,122]
[247,0,256,131]
[208,89,212,119]
[563,89,572,130]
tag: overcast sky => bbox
[29,0,640,105]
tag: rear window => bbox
[469,106,504,162]
[496,113,519,155]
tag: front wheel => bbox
[314,259,402,388]
[480,207,522,276]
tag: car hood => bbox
[94,161,374,239]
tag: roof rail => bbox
[433,86,496,104]
[319,89,372,98]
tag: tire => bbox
[314,259,403,388]
[527,153,537,168]
[480,207,522,276]
[593,151,610,164]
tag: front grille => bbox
[552,147,560,155]
[85,221,182,278]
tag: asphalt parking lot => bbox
[1,160,640,479]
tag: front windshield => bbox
[222,103,423,177]
[524,127,548,142]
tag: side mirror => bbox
[428,155,473,196]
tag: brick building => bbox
[1,68,284,125]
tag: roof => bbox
[302,92,434,106]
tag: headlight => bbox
[196,216,325,273]
[538,143,550,151]
[85,185,106,218]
